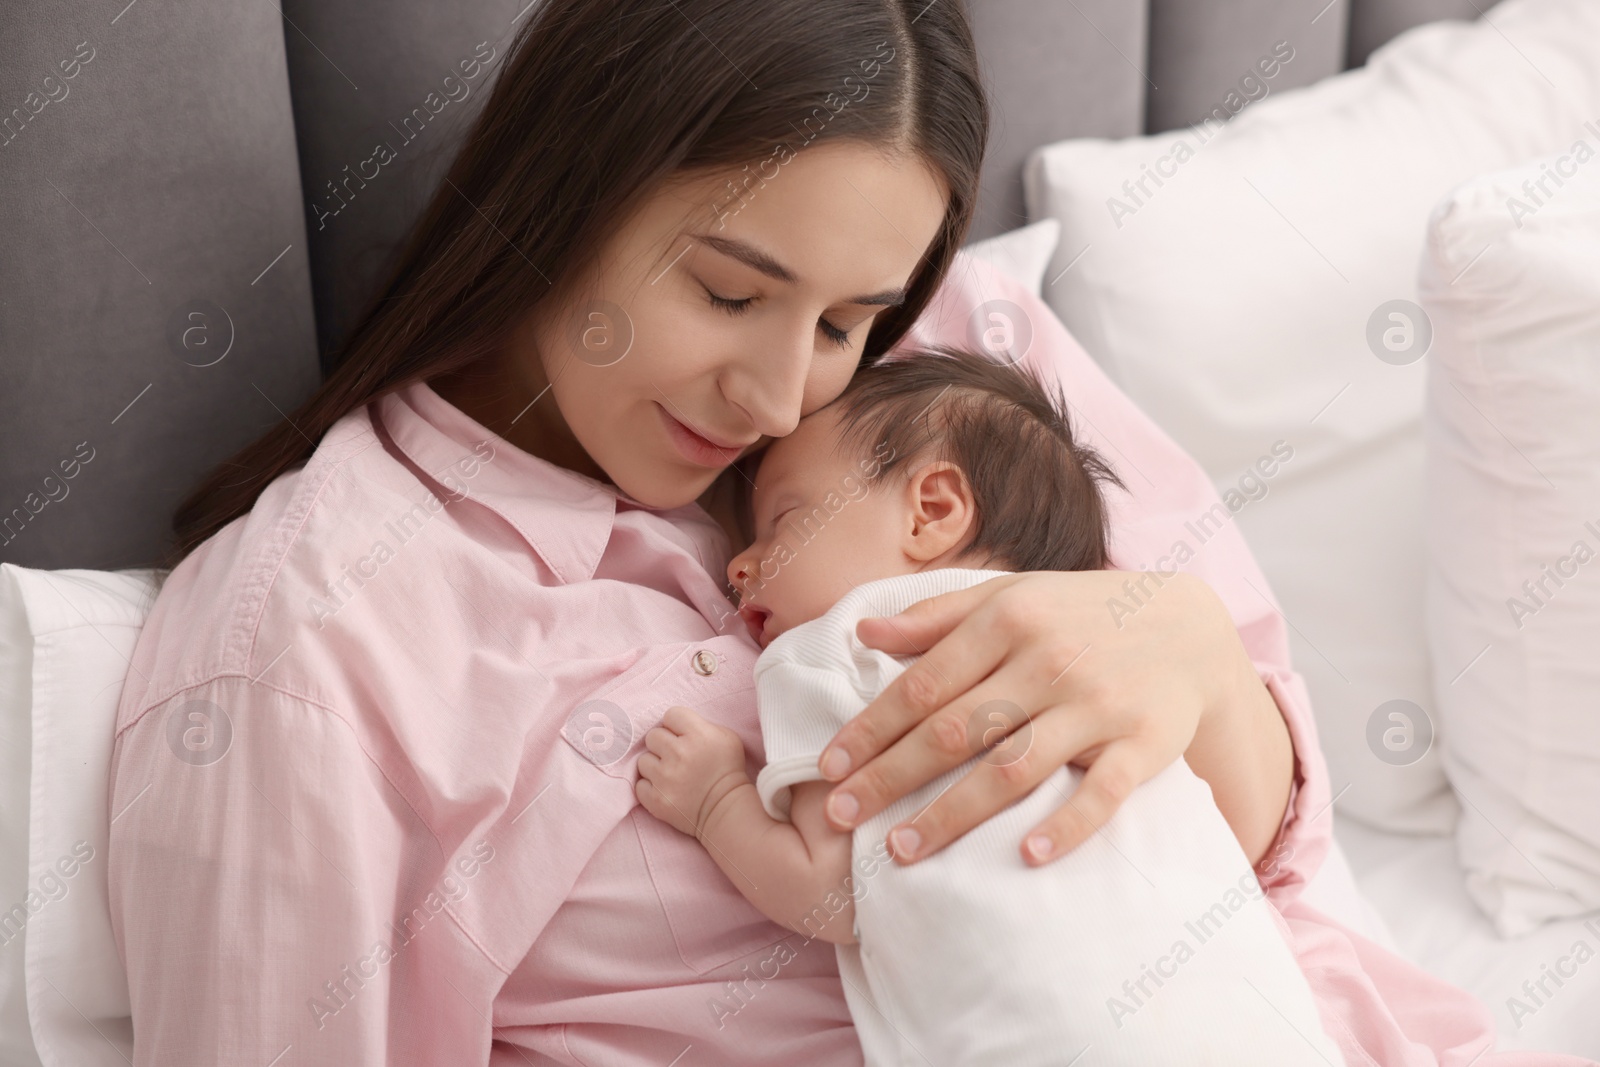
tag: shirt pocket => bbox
[561,633,789,974]
[631,800,792,976]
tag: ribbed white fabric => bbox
[753,568,1341,1066]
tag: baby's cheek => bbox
[765,560,824,634]
[798,538,858,618]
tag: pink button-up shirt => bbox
[107,254,1582,1067]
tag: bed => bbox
[3,0,1596,1062]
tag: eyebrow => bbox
[694,233,908,307]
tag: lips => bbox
[738,603,772,646]
[687,421,752,451]
[656,403,754,468]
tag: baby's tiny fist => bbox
[636,727,700,837]
[635,712,750,840]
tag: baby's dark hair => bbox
[825,343,1124,573]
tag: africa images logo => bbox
[164,699,233,767]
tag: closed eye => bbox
[818,319,852,349]
[705,289,854,350]
[706,291,753,315]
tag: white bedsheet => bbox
[1337,818,1600,1059]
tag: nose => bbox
[727,553,752,595]
[723,329,812,439]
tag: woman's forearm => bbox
[1184,653,1295,868]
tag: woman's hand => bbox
[816,570,1295,868]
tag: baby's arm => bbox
[636,706,858,945]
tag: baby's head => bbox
[726,343,1123,647]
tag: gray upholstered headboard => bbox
[0,0,1482,571]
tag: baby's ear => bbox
[903,461,976,562]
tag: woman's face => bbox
[504,138,948,510]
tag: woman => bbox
[105,1,1563,1064]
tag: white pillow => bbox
[1421,153,1600,936]
[0,569,36,1065]
[1023,0,1600,833]
[960,218,1060,297]
[0,564,154,1067]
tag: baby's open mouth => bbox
[738,603,771,645]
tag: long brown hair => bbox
[167,0,988,567]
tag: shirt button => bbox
[691,649,718,676]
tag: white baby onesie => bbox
[753,568,1342,1067]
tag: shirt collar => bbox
[374,380,622,584]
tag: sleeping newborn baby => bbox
[636,343,1340,1065]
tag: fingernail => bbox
[889,826,921,859]
[1025,834,1054,863]
[819,747,851,779]
[827,791,860,826]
